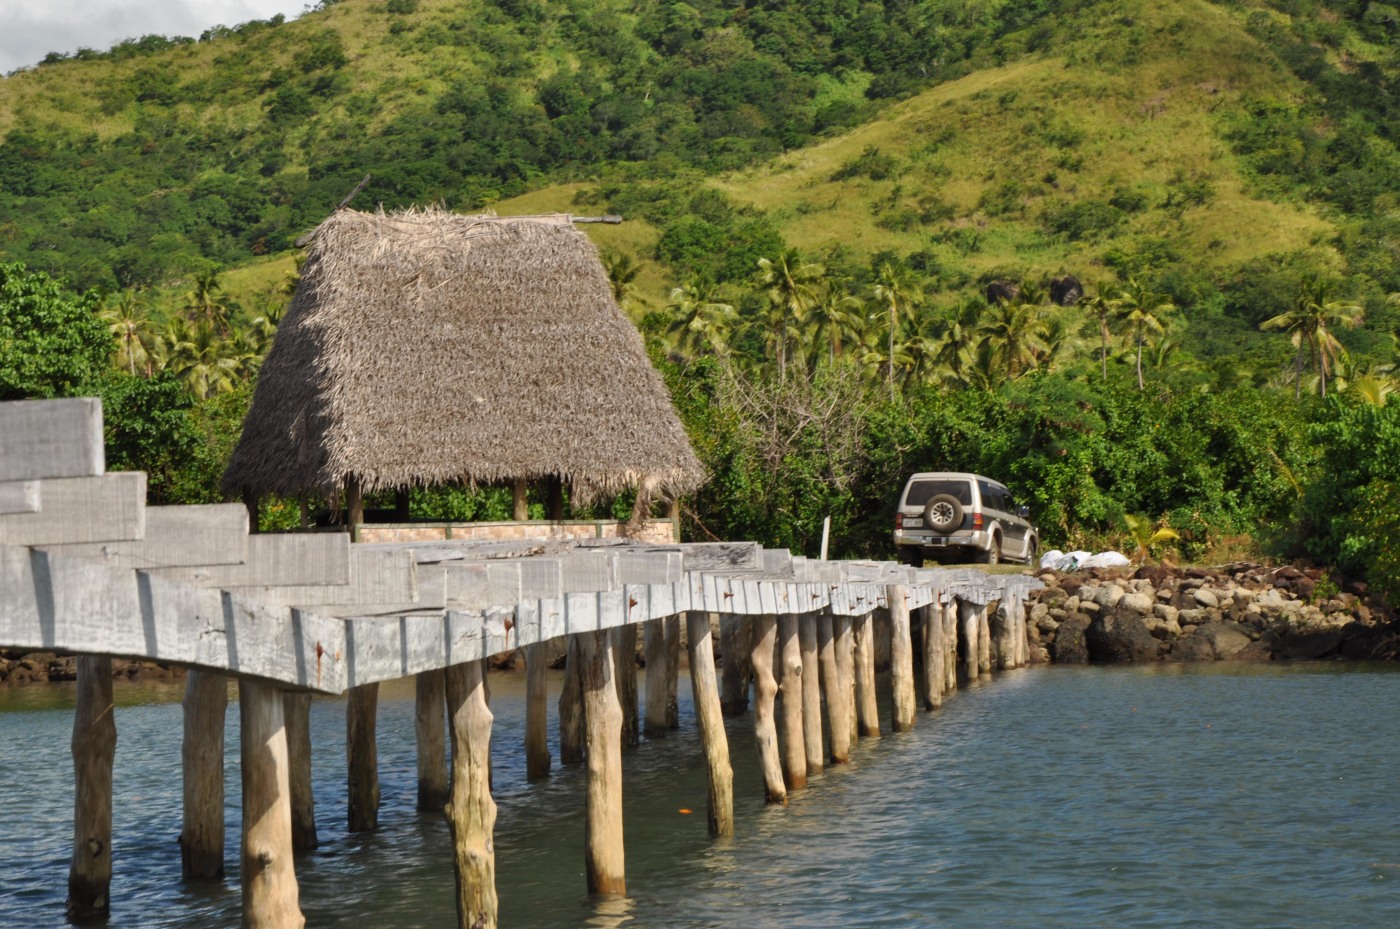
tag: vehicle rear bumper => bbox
[893,529,991,551]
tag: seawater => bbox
[2,662,1399,928]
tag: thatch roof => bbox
[222,207,705,503]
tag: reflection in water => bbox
[2,663,1400,928]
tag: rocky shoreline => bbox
[1027,563,1400,664]
[0,650,184,686]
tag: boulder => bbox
[1276,627,1344,660]
[1052,615,1091,664]
[1118,592,1155,615]
[1091,583,1125,609]
[1167,633,1217,662]
[1193,588,1220,609]
[1196,621,1252,659]
[1086,612,1161,662]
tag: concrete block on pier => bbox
[617,550,682,585]
[40,503,248,568]
[678,541,762,572]
[559,552,619,592]
[0,480,38,515]
[153,532,350,588]
[0,397,104,481]
[228,547,416,607]
[761,548,793,575]
[0,473,145,546]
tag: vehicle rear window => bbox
[904,480,973,507]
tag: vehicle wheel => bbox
[1025,538,1038,566]
[977,535,1001,565]
[923,494,964,534]
[897,546,924,567]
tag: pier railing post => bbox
[416,670,451,807]
[776,613,807,791]
[524,643,552,780]
[559,635,585,765]
[240,679,304,929]
[749,614,786,804]
[887,585,916,732]
[817,611,850,764]
[182,669,228,878]
[798,614,824,776]
[445,660,499,929]
[853,612,881,739]
[686,610,734,836]
[68,656,116,922]
[579,629,626,895]
[347,683,380,831]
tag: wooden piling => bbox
[686,610,734,837]
[978,605,993,676]
[613,625,639,748]
[559,635,585,765]
[719,613,752,717]
[919,605,944,711]
[663,614,681,730]
[347,683,380,832]
[445,660,499,929]
[943,601,959,694]
[853,612,881,739]
[798,615,823,775]
[181,669,228,879]
[749,614,786,804]
[643,618,669,738]
[817,612,850,764]
[887,585,916,732]
[525,643,552,780]
[239,679,304,929]
[415,670,450,808]
[776,614,807,791]
[834,614,858,745]
[578,629,626,895]
[282,692,318,851]
[68,656,115,922]
[957,600,980,684]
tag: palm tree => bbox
[871,261,923,398]
[1259,276,1363,399]
[1124,513,1180,564]
[666,278,738,359]
[1113,279,1176,391]
[100,291,158,377]
[929,297,983,387]
[756,250,824,380]
[162,318,239,399]
[602,251,645,315]
[1080,287,1118,382]
[183,271,234,338]
[803,279,866,369]
[979,297,1048,380]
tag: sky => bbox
[1,2,312,75]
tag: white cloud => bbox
[0,2,311,75]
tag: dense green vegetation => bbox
[3,0,1400,600]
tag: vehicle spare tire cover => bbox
[923,494,963,534]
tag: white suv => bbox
[893,472,1038,566]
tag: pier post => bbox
[887,585,916,732]
[776,613,807,791]
[445,660,498,929]
[749,614,786,803]
[919,604,944,711]
[664,614,681,730]
[347,683,380,831]
[181,669,228,879]
[1013,598,1030,668]
[559,635,585,765]
[817,611,850,764]
[578,629,626,895]
[68,656,115,922]
[991,602,1016,670]
[719,613,751,717]
[957,600,979,684]
[834,614,858,745]
[614,625,639,749]
[416,670,450,808]
[798,615,823,775]
[978,605,993,677]
[944,601,959,693]
[643,617,668,738]
[853,612,881,739]
[686,610,733,836]
[283,692,318,851]
[240,679,304,929]
[524,643,551,780]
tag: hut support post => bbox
[512,479,528,522]
[578,630,626,895]
[719,613,751,717]
[283,693,317,851]
[559,636,585,765]
[347,683,380,831]
[749,615,786,804]
[887,585,916,733]
[920,604,945,711]
[181,669,228,879]
[686,610,734,836]
[239,679,304,929]
[445,660,499,929]
[798,615,823,775]
[525,643,551,780]
[817,612,850,764]
[834,615,858,745]
[853,612,881,739]
[613,625,639,748]
[416,671,450,809]
[776,614,807,790]
[345,476,363,534]
[68,656,115,922]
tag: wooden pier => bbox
[1,397,1041,928]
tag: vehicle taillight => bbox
[895,513,904,529]
[972,513,984,530]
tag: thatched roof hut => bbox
[222,207,705,506]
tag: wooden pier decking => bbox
[1,396,1042,928]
